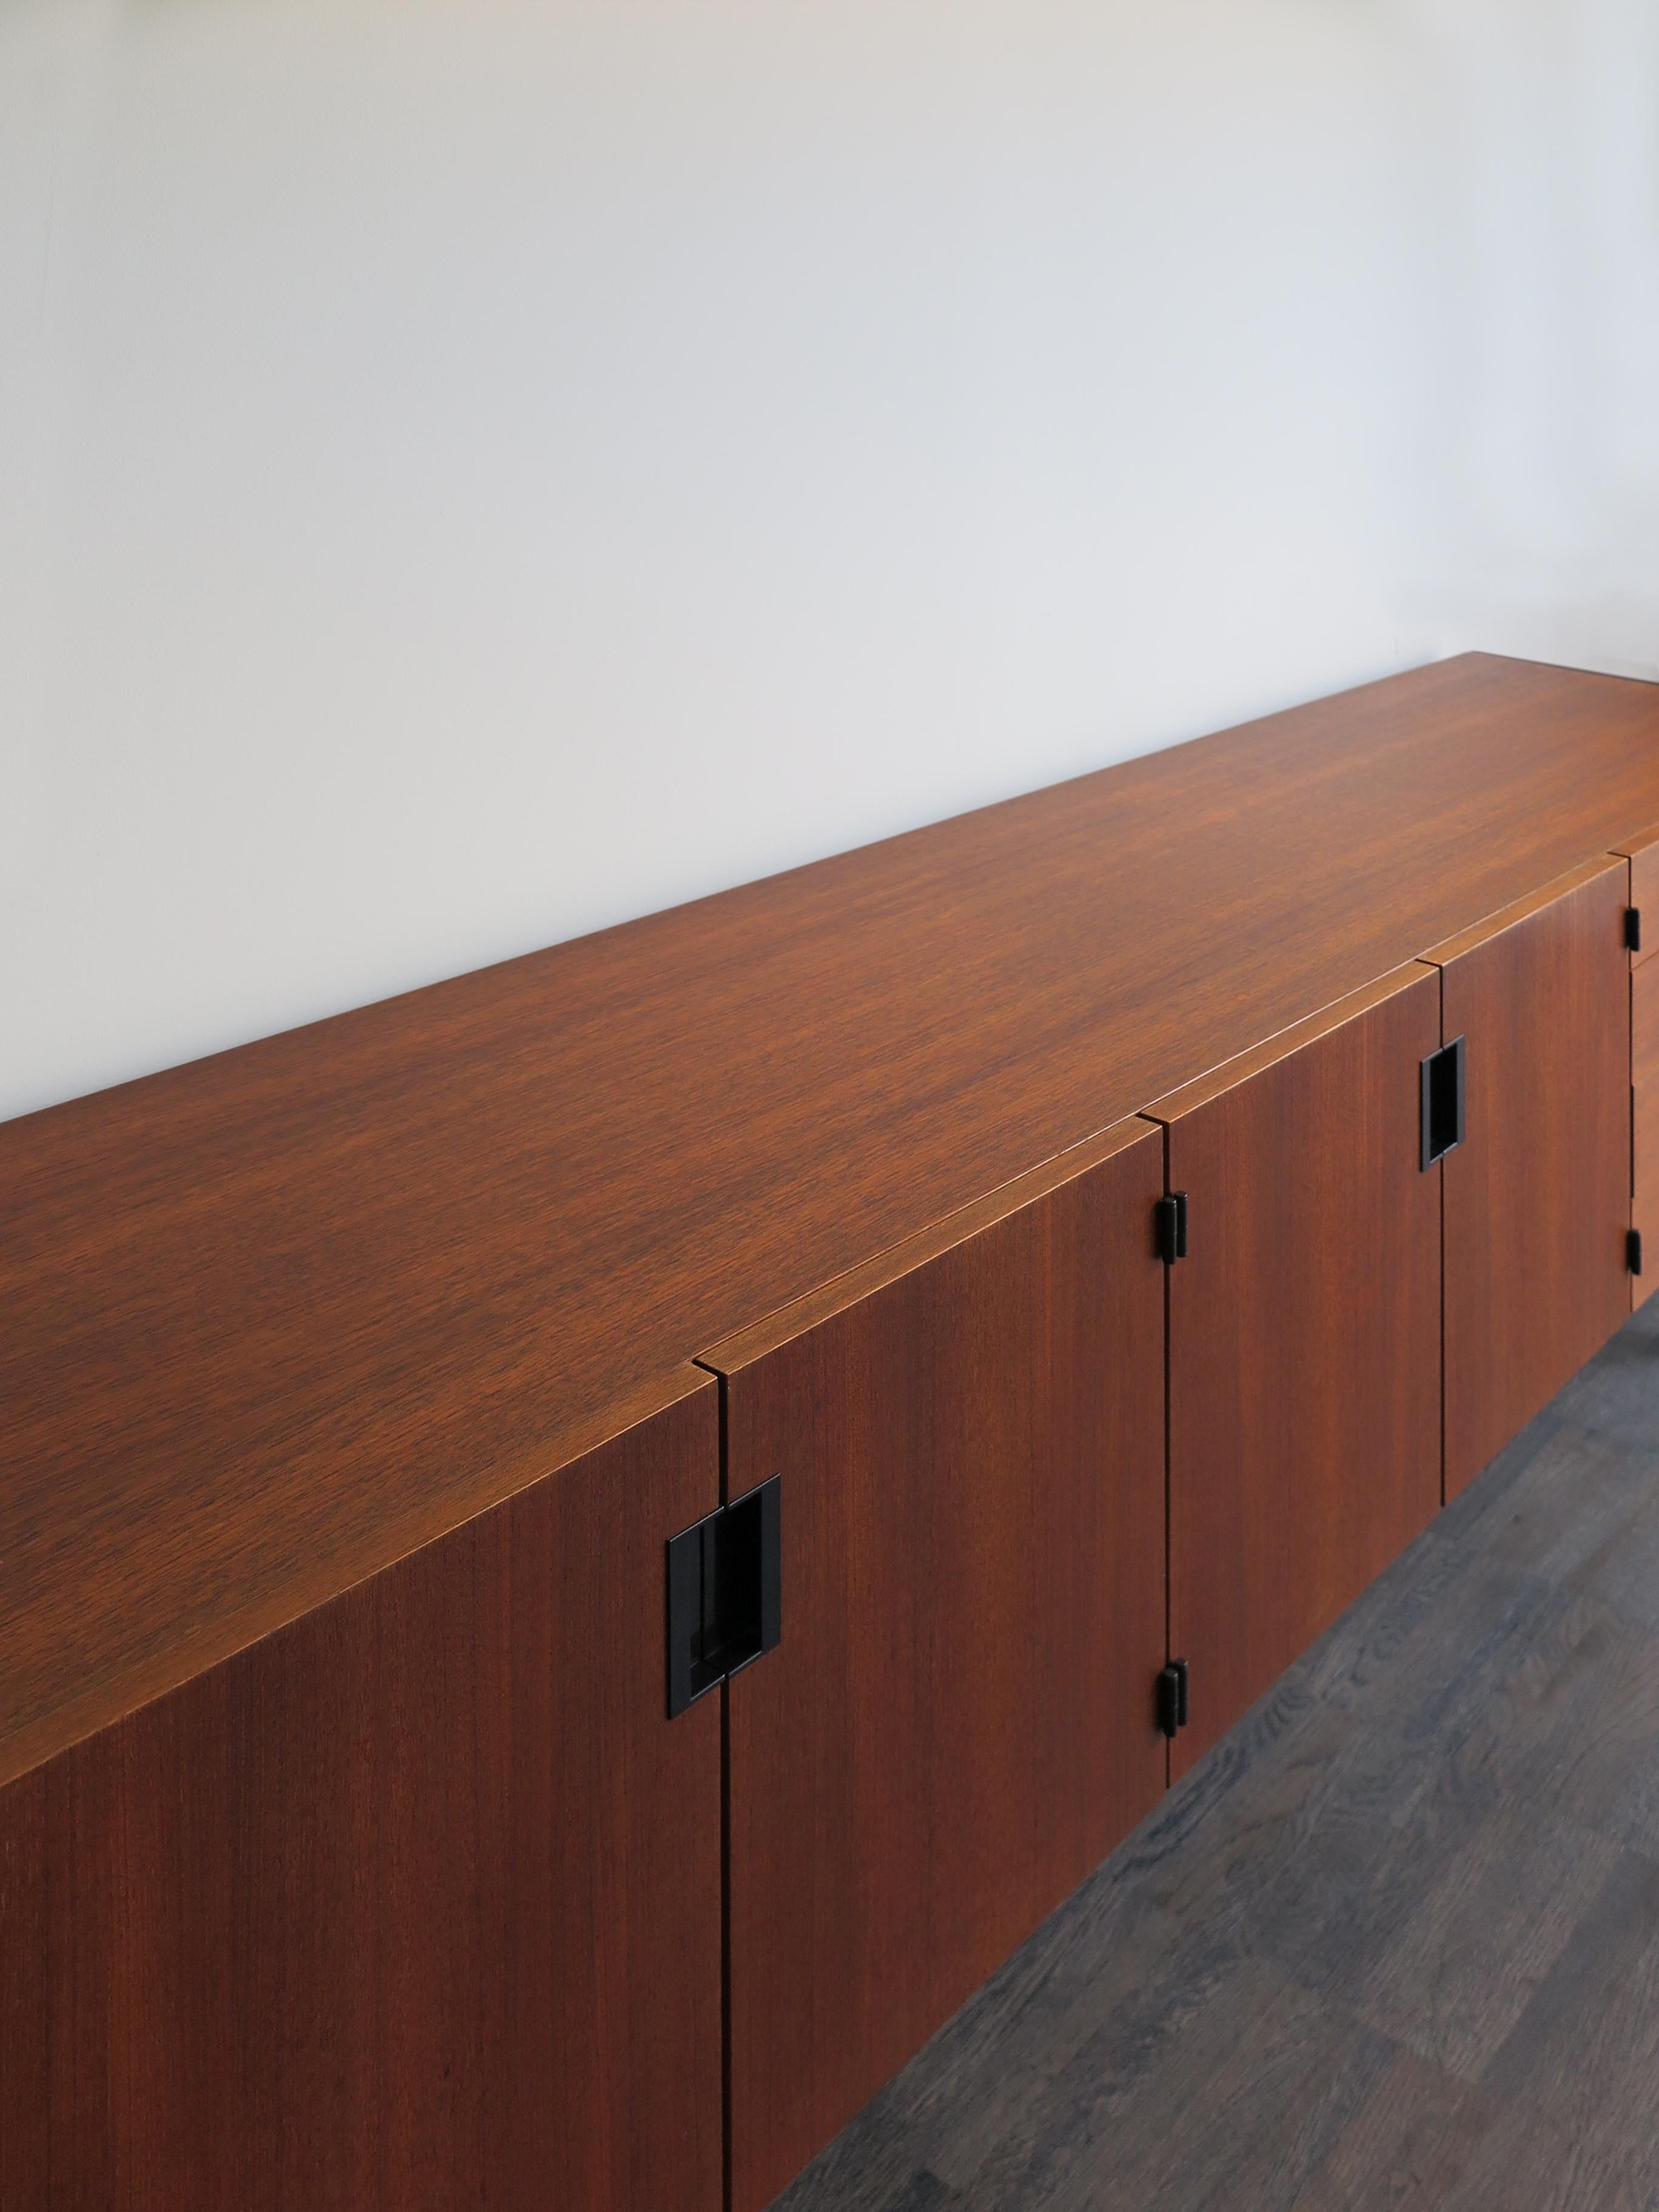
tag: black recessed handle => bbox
[1421,1037,1466,1170]
[666,1475,782,1718]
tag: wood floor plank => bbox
[1436,2101,1657,2212]
[1436,1593,1659,1852]
[936,1954,1393,2212]
[1563,1467,1659,1635]
[1350,1804,1620,2080]
[1477,1848,1659,2177]
[1286,2048,1500,2212]
[1460,1426,1659,1594]
[1553,1295,1659,1450]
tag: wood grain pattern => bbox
[702,1119,1168,2212]
[1428,859,1632,1500]
[7,653,1659,1791]
[0,1383,723,2212]
[1611,819,1659,970]
[1634,956,1659,1313]
[1148,965,1443,1780]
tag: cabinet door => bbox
[1147,965,1441,1781]
[701,1119,1167,2212]
[1426,859,1632,1500]
[0,1383,723,2212]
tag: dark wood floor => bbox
[774,1298,1659,2212]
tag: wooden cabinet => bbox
[1146,967,1443,1780]
[699,1121,1167,2212]
[12,657,1659,2210]
[1426,860,1632,1501]
[0,1389,724,2212]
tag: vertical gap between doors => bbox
[1437,969,1449,1511]
[1162,1119,1173,1794]
[715,1366,735,2212]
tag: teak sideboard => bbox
[5,652,1659,2210]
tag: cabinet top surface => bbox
[5,651,1658,1783]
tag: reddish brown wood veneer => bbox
[1634,957,1659,1312]
[1428,859,1634,1498]
[1612,819,1659,970]
[8,655,1659,1792]
[0,1382,723,2212]
[704,1120,1168,2212]
[1619,826,1659,1310]
[1148,967,1443,1780]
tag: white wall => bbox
[4,0,1657,1124]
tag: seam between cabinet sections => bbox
[1155,1114,1173,1794]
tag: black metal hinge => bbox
[1420,1036,1466,1170]
[1155,1191,1189,1265]
[666,1475,782,1718]
[1156,1658,1190,1740]
[1631,1229,1644,1277]
[1627,907,1643,954]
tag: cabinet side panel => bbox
[723,1130,1167,2212]
[1441,864,1632,1497]
[0,1386,723,2212]
[1632,958,1659,1311]
[1167,970,1441,1778]
[1623,831,1659,971]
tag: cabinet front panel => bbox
[1161,968,1442,1780]
[714,1127,1167,2212]
[0,1387,724,2212]
[1438,861,1632,1498]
